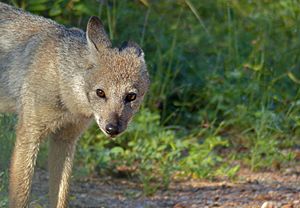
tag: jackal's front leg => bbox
[49,120,90,208]
[9,120,44,208]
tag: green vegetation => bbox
[0,114,15,206]
[1,0,300,199]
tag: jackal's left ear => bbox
[119,41,144,58]
[86,16,112,52]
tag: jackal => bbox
[0,2,150,207]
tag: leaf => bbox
[139,0,150,7]
[287,71,300,84]
[74,3,92,15]
[185,0,210,37]
[28,0,49,5]
[49,5,62,16]
[227,165,240,178]
[28,4,48,12]
[110,147,124,155]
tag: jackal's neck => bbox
[56,29,93,117]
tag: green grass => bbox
[0,114,15,207]
[1,0,300,199]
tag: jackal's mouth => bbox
[93,114,127,138]
[96,122,122,138]
[99,127,110,137]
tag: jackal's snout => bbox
[103,113,125,137]
[105,123,120,136]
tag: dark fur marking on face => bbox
[55,95,66,110]
[86,64,95,70]
[119,41,142,57]
[119,41,128,51]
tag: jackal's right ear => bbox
[119,41,144,58]
[86,16,112,52]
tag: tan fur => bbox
[0,2,150,207]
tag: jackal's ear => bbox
[119,41,144,57]
[86,16,111,52]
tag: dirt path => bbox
[30,165,300,208]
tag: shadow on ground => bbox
[30,165,300,208]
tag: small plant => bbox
[0,171,9,207]
[247,108,296,170]
[78,108,238,194]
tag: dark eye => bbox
[125,93,137,102]
[96,89,106,98]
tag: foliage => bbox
[77,108,236,194]
[0,171,9,207]
[0,115,15,206]
[0,0,300,195]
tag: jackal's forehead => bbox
[100,49,144,77]
[86,49,149,93]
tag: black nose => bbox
[105,124,119,136]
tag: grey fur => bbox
[0,2,150,208]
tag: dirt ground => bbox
[29,164,300,208]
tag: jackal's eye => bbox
[125,93,137,102]
[96,89,106,98]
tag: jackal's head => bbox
[84,16,150,137]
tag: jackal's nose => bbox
[105,124,119,136]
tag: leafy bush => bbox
[77,108,236,194]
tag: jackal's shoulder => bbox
[0,2,61,31]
